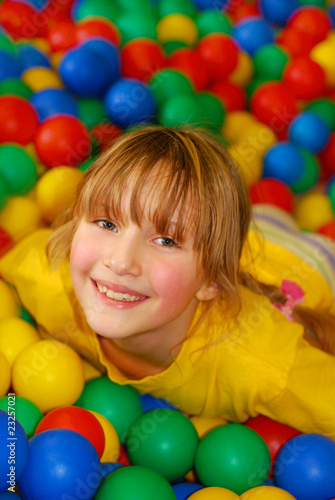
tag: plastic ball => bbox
[250,82,298,139]
[274,433,335,500]
[173,482,203,499]
[195,424,271,494]
[0,32,17,56]
[294,192,334,231]
[221,111,255,143]
[77,98,108,129]
[0,409,29,492]
[283,56,327,100]
[0,95,37,145]
[229,50,254,87]
[76,18,120,46]
[48,20,77,53]
[197,92,225,130]
[0,144,38,195]
[159,93,204,128]
[157,13,198,45]
[328,176,335,211]
[18,43,51,70]
[231,16,274,56]
[30,88,79,123]
[149,68,194,107]
[167,48,210,91]
[240,486,296,499]
[288,111,330,153]
[0,77,33,99]
[35,406,105,457]
[193,0,228,9]
[287,6,331,44]
[305,98,335,131]
[276,27,316,57]
[196,9,231,38]
[0,317,40,367]
[81,38,121,85]
[12,339,85,413]
[75,376,143,442]
[18,429,101,500]
[0,51,22,83]
[253,44,290,80]
[259,0,299,25]
[310,38,335,87]
[188,487,240,499]
[0,227,13,258]
[22,67,63,92]
[237,121,278,157]
[0,196,42,242]
[0,351,10,397]
[90,410,120,463]
[290,147,320,193]
[34,115,91,168]
[115,12,157,45]
[319,132,335,179]
[190,416,228,439]
[157,0,197,19]
[104,78,156,128]
[0,492,21,499]
[263,142,304,185]
[121,38,165,82]
[91,123,122,151]
[73,0,121,22]
[228,142,264,187]
[318,220,335,241]
[95,465,176,500]
[0,279,17,319]
[197,33,239,80]
[0,0,41,39]
[126,409,199,482]
[210,80,246,112]
[250,178,294,213]
[0,395,43,438]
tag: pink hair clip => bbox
[273,280,305,322]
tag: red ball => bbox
[250,82,298,140]
[283,56,327,101]
[91,123,122,152]
[76,18,120,46]
[276,28,316,57]
[249,178,295,214]
[0,227,13,259]
[34,116,91,168]
[35,406,105,458]
[167,48,209,91]
[0,0,40,39]
[287,7,331,45]
[197,33,239,81]
[117,445,131,466]
[0,96,38,145]
[48,20,77,53]
[209,80,246,112]
[245,415,301,475]
[225,1,260,23]
[319,133,335,180]
[121,38,166,82]
[318,221,335,242]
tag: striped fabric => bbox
[252,204,335,294]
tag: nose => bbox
[102,229,142,277]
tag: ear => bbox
[195,282,219,302]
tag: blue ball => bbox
[101,462,124,480]
[59,46,111,97]
[18,429,101,500]
[259,0,299,26]
[232,16,274,56]
[0,51,22,82]
[328,3,335,28]
[263,142,304,186]
[192,0,228,9]
[18,43,51,70]
[0,409,29,492]
[288,112,330,154]
[104,78,156,128]
[81,39,120,85]
[30,88,80,122]
[19,0,49,12]
[141,394,180,413]
[172,482,203,499]
[0,493,21,499]
[274,433,335,500]
[263,478,276,486]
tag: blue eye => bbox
[97,220,117,231]
[156,237,178,247]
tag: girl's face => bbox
[70,177,217,346]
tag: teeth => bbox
[96,283,145,302]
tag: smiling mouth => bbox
[95,281,147,302]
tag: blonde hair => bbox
[48,126,335,354]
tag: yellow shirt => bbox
[1,226,335,438]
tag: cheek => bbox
[151,260,200,302]
[70,235,96,279]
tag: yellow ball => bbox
[90,411,120,463]
[0,196,43,243]
[237,122,277,157]
[29,37,51,55]
[22,67,63,91]
[310,40,335,87]
[241,486,296,499]
[82,359,103,382]
[35,166,83,223]
[0,317,40,367]
[229,50,254,87]
[294,192,334,231]
[0,280,18,319]
[0,350,11,397]
[189,487,240,499]
[190,417,228,439]
[12,339,85,413]
[157,13,198,45]
[221,111,256,144]
[228,142,263,187]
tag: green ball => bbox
[298,0,326,6]
[74,0,122,22]
[117,0,156,15]
[305,98,335,131]
[163,40,188,54]
[78,98,108,130]
[0,396,43,438]
[0,33,17,56]
[126,409,199,482]
[79,156,96,173]
[197,92,225,131]
[253,44,290,80]
[0,174,10,211]
[75,376,143,442]
[0,145,38,196]
[196,9,232,38]
[195,423,271,495]
[159,93,204,128]
[115,12,158,44]
[0,78,33,99]
[328,178,335,212]
[291,147,320,194]
[149,68,194,106]
[157,0,197,19]
[21,307,37,327]
[95,465,176,500]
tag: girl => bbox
[1,126,335,438]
